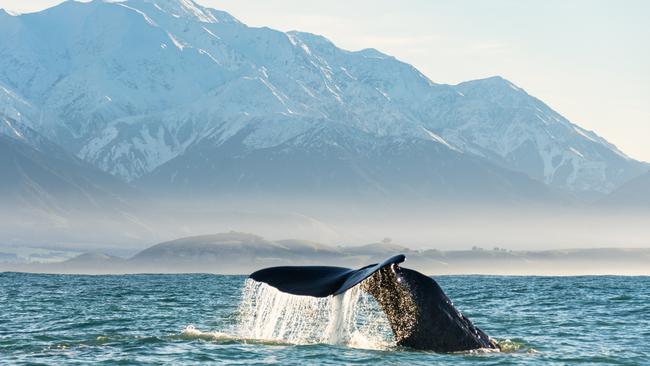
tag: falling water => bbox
[236,279,395,349]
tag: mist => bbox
[2,196,648,255]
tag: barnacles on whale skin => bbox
[361,265,417,345]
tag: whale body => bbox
[249,254,498,353]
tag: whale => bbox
[249,254,499,352]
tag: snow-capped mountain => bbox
[0,0,645,199]
[439,77,644,195]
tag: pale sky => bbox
[2,0,649,162]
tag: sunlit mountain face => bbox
[0,0,648,250]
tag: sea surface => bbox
[1,273,648,365]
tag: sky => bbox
[1,0,649,162]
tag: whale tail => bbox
[248,254,498,352]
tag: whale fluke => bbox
[248,254,498,352]
[249,254,405,297]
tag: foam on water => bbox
[180,325,232,341]
[233,279,395,350]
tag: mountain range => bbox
[0,0,648,247]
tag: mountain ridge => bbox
[0,0,646,204]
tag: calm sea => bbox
[1,272,648,365]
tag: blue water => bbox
[1,273,648,365]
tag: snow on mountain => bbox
[437,76,644,195]
[0,0,645,197]
[0,82,57,151]
[0,83,32,125]
[0,89,33,141]
[139,119,560,208]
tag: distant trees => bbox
[471,245,510,253]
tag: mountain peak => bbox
[0,8,21,16]
[455,75,529,100]
[355,48,392,59]
[133,0,239,24]
[461,75,523,91]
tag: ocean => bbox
[1,272,648,365]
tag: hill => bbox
[3,232,648,275]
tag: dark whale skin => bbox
[248,254,498,353]
[364,265,497,352]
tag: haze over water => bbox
[2,272,648,365]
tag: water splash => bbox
[234,279,395,350]
[180,325,232,341]
[495,338,537,354]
